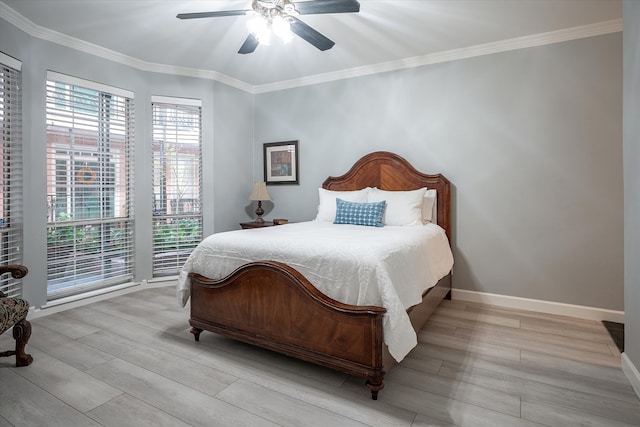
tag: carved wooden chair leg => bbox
[13,318,33,367]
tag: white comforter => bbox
[177,221,453,362]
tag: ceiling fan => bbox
[177,0,360,54]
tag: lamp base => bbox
[255,201,265,223]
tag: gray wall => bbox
[1,16,625,313]
[623,0,640,378]
[1,18,254,307]
[254,33,624,311]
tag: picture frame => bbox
[263,141,299,185]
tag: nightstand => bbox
[240,221,275,229]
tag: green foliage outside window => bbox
[47,213,128,254]
[153,219,201,251]
[48,215,200,255]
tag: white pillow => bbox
[315,188,371,222]
[367,187,426,226]
[422,189,437,223]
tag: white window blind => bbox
[0,53,24,297]
[46,71,135,300]
[151,97,202,276]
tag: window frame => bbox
[45,71,135,300]
[0,52,24,297]
[151,96,203,276]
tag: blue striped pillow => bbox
[334,198,386,227]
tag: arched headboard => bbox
[322,151,451,240]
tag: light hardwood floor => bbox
[1,286,639,426]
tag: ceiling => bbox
[0,0,622,90]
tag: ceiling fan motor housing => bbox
[252,0,298,21]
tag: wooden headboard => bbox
[322,151,451,240]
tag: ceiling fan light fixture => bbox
[247,11,293,46]
[282,2,298,16]
[272,16,293,43]
[247,15,272,44]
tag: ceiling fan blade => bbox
[238,33,260,54]
[290,18,335,51]
[294,0,360,15]
[177,10,249,19]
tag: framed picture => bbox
[264,141,299,185]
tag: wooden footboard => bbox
[188,260,388,399]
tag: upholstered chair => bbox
[0,264,33,366]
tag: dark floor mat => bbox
[602,320,624,352]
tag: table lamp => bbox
[249,181,271,223]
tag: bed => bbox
[178,151,453,399]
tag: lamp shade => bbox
[249,181,271,201]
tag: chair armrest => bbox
[0,264,29,280]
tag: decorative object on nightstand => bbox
[240,221,275,229]
[248,181,271,223]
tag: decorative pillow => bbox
[367,187,426,226]
[334,198,385,227]
[422,189,437,223]
[315,187,371,222]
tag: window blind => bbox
[45,71,135,300]
[0,53,24,297]
[151,97,202,275]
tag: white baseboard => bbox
[29,278,178,319]
[145,275,178,288]
[622,353,640,399]
[452,288,624,323]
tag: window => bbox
[0,53,23,297]
[46,71,134,300]
[152,97,202,275]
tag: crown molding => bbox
[253,18,623,93]
[1,1,622,95]
[0,2,253,93]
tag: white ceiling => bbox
[0,0,622,91]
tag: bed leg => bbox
[366,378,384,400]
[190,327,202,342]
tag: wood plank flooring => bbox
[1,286,638,426]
